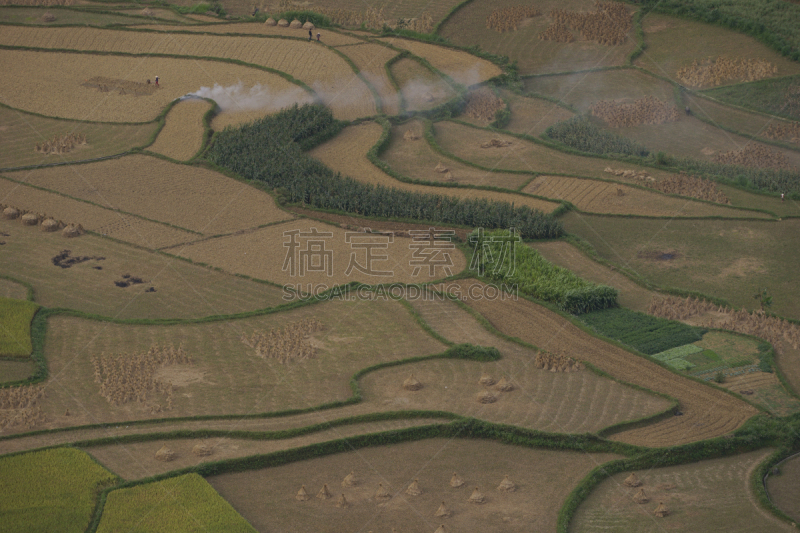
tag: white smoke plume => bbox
[188,81,312,112]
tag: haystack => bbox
[434,525,446,533]
[141,7,155,16]
[21,213,39,226]
[403,374,423,391]
[191,443,213,456]
[434,162,448,173]
[406,479,423,496]
[497,474,516,492]
[277,18,289,27]
[403,129,420,141]
[434,501,451,518]
[336,493,349,508]
[41,218,59,232]
[623,472,641,487]
[265,17,277,26]
[296,485,311,501]
[495,377,514,392]
[654,501,669,517]
[375,483,391,501]
[289,19,303,28]
[443,171,455,181]
[2,207,19,220]
[317,483,333,499]
[467,487,485,504]
[633,488,649,504]
[303,21,315,30]
[450,472,464,488]
[477,390,497,404]
[478,372,495,386]
[342,471,358,487]
[42,12,56,22]
[62,224,83,238]
[154,445,176,462]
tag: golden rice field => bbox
[138,22,363,46]
[336,42,401,115]
[147,99,211,161]
[308,122,561,213]
[172,218,468,286]
[0,26,377,120]
[391,57,458,112]
[6,154,291,235]
[499,90,575,136]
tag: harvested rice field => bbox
[173,218,468,286]
[5,154,292,235]
[0,218,285,319]
[147,98,211,161]
[0,278,29,300]
[571,449,791,533]
[766,453,800,524]
[501,91,575,136]
[336,42,401,115]
[391,57,458,112]
[718,371,800,416]
[309,122,560,213]
[0,360,34,383]
[208,438,622,533]
[139,22,363,45]
[266,0,466,27]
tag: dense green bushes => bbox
[544,116,650,157]
[471,230,618,314]
[580,307,705,355]
[208,104,563,239]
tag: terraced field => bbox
[337,42,401,115]
[147,99,211,161]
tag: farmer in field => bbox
[309,29,313,41]
[155,75,159,87]
[317,32,321,41]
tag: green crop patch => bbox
[544,116,650,157]
[0,448,117,533]
[97,473,255,533]
[0,296,39,357]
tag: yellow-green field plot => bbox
[36,299,446,429]
[380,120,539,191]
[6,154,291,235]
[571,449,792,532]
[208,438,622,533]
[522,175,767,218]
[636,14,800,85]
[0,296,38,357]
[0,26,376,120]
[0,49,304,124]
[766,453,800,524]
[336,42,401,115]
[0,105,158,170]
[173,218,468,286]
[147,99,211,161]
[0,217,285,319]
[439,0,638,75]
[0,178,195,249]
[391,57,458,112]
[502,90,575,136]
[0,448,117,533]
[308,121,560,213]
[97,473,255,533]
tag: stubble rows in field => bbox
[336,42,401,115]
[147,99,210,161]
[499,90,575,136]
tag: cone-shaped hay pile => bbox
[477,390,497,404]
[336,493,349,508]
[277,18,289,27]
[317,484,332,499]
[265,17,276,26]
[41,218,59,232]
[654,501,669,517]
[296,485,311,501]
[624,472,641,487]
[450,472,464,488]
[375,483,391,501]
[289,19,302,28]
[468,487,485,504]
[62,224,84,238]
[435,501,451,518]
[2,207,19,220]
[443,171,455,181]
[403,374,423,391]
[303,21,315,30]
[42,11,56,22]
[497,475,516,492]
[434,525,446,533]
[406,479,423,496]
[403,129,420,141]
[192,443,213,457]
[154,445,176,462]
[496,377,514,392]
[342,471,358,487]
[633,488,649,504]
[479,372,496,386]
[434,162,448,173]
[21,213,39,226]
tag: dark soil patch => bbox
[52,249,105,269]
[637,249,681,261]
[114,274,145,288]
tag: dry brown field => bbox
[0,217,285,319]
[6,154,291,235]
[147,99,210,161]
[0,106,158,170]
[0,279,28,300]
[437,280,758,447]
[259,0,464,27]
[208,438,622,533]
[136,22,363,46]
[766,453,800,523]
[0,26,376,120]
[0,360,34,383]
[391,57,458,112]
[571,449,792,532]
[24,298,446,432]
[336,42,401,115]
[718,372,800,416]
[83,418,448,480]
[501,90,576,136]
[0,177,194,248]
[173,218,468,286]
[381,120,540,191]
[522,175,765,218]
[308,121,561,213]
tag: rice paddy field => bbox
[3,4,800,532]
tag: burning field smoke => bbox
[187,81,312,112]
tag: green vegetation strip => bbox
[545,116,650,157]
[0,296,39,357]
[703,74,800,122]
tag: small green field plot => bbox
[651,343,704,371]
[766,453,800,523]
[703,75,800,122]
[562,213,800,320]
[0,296,38,357]
[501,90,575,136]
[391,57,457,112]
[439,0,637,76]
[636,14,800,86]
[97,473,255,533]
[0,105,159,170]
[0,448,117,533]
[571,449,791,533]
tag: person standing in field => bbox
[155,76,159,87]
[308,29,313,41]
[317,32,321,41]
